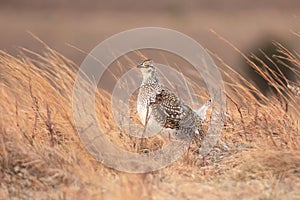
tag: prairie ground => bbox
[0,37,299,199]
[1,1,300,199]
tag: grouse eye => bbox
[141,59,153,67]
[143,60,151,67]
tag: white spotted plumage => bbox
[136,59,211,138]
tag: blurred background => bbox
[1,0,300,93]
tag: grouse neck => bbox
[142,72,160,86]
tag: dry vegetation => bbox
[0,35,300,200]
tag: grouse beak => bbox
[137,64,144,68]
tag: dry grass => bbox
[0,36,299,200]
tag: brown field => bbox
[1,2,300,68]
[0,35,300,200]
[1,1,300,200]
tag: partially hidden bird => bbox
[136,59,211,140]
